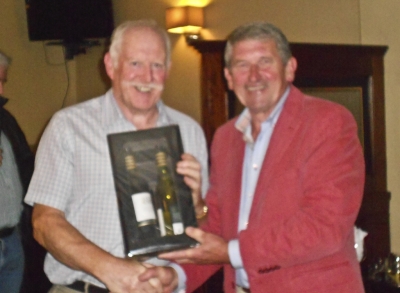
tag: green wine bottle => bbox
[155,151,184,236]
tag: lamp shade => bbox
[165,6,204,34]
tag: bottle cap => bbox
[156,151,167,167]
[125,155,136,170]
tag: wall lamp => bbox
[165,6,204,43]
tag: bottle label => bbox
[170,205,184,235]
[170,205,182,222]
[157,208,167,236]
[172,222,184,235]
[131,192,156,223]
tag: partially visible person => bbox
[0,51,38,292]
[0,50,51,293]
[145,21,366,293]
[25,19,208,293]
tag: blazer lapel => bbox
[226,128,246,236]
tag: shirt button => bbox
[252,163,258,170]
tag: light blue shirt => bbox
[228,87,290,288]
[0,132,24,229]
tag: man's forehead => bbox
[125,27,164,44]
[232,39,277,57]
[122,29,166,52]
[233,38,277,50]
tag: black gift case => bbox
[107,125,198,259]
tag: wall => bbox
[1,0,399,252]
[0,1,111,148]
[110,0,362,129]
[0,1,75,147]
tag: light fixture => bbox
[165,6,204,43]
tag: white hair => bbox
[108,19,171,68]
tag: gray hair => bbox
[0,50,11,68]
[224,21,292,68]
[109,19,171,67]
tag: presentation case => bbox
[107,125,198,260]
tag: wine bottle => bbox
[155,151,184,236]
[125,154,159,239]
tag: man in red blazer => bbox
[142,21,366,293]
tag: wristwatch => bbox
[196,204,208,220]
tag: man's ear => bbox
[224,67,234,90]
[104,52,114,80]
[165,61,172,79]
[285,57,297,83]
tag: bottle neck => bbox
[158,165,171,177]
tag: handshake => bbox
[128,261,179,293]
[101,226,229,293]
[98,252,179,293]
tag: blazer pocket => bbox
[288,260,354,290]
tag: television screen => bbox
[25,0,115,43]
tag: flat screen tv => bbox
[25,0,115,44]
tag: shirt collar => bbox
[103,89,171,131]
[102,89,125,130]
[235,86,291,143]
[156,101,174,126]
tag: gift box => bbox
[107,125,198,260]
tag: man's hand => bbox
[139,265,178,293]
[158,227,230,265]
[176,154,206,218]
[32,204,163,293]
[101,258,163,293]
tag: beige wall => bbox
[0,1,72,145]
[111,0,362,125]
[1,0,399,252]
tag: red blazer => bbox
[184,86,365,293]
